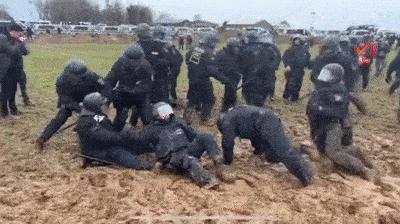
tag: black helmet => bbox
[200,33,219,49]
[317,63,344,85]
[246,32,259,44]
[82,92,107,113]
[136,23,151,40]
[152,102,174,121]
[226,37,240,48]
[64,59,87,74]
[320,36,340,56]
[153,26,167,40]
[124,44,144,60]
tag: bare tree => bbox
[126,4,153,25]
[155,12,177,23]
[0,4,12,20]
[101,0,124,25]
[35,0,101,24]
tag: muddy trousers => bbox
[83,146,152,170]
[163,134,223,186]
[321,123,373,178]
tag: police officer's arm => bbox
[305,50,312,69]
[268,45,282,71]
[17,42,29,56]
[56,77,79,110]
[389,79,400,95]
[282,48,293,68]
[104,59,123,98]
[83,119,127,145]
[85,71,106,93]
[221,126,236,165]
[0,54,11,81]
[131,61,153,95]
[386,54,400,83]
[176,118,198,141]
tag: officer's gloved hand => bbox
[120,128,138,143]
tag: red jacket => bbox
[355,42,377,66]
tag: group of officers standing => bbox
[2,21,400,188]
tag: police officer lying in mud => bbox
[217,105,315,186]
[134,102,226,188]
[74,92,153,170]
[306,63,375,180]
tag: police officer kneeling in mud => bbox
[74,92,152,170]
[307,63,375,180]
[217,105,315,186]
[36,59,105,150]
[134,102,226,188]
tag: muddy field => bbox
[0,39,399,223]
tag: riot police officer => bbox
[36,59,105,150]
[307,63,374,180]
[104,44,153,131]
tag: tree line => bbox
[34,0,154,25]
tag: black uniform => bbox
[135,116,223,186]
[389,78,400,123]
[241,43,281,106]
[375,41,391,77]
[37,62,105,147]
[12,40,31,106]
[0,35,19,117]
[138,39,171,103]
[282,44,311,101]
[105,54,153,131]
[386,51,400,83]
[185,46,233,121]
[215,46,241,111]
[74,110,152,170]
[167,45,183,104]
[217,105,315,186]
[307,83,373,179]
[311,53,355,92]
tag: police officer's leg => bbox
[340,113,353,146]
[137,97,152,125]
[8,79,19,115]
[0,82,9,117]
[169,151,212,186]
[260,119,315,185]
[361,66,370,89]
[221,85,237,112]
[113,106,129,131]
[106,146,153,170]
[129,106,139,127]
[37,107,73,146]
[342,146,374,169]
[169,71,179,102]
[18,70,31,106]
[250,137,264,156]
[282,73,292,100]
[188,133,223,163]
[291,72,305,101]
[200,84,215,122]
[324,123,372,179]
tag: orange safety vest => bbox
[355,42,377,66]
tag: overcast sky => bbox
[1,0,399,31]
